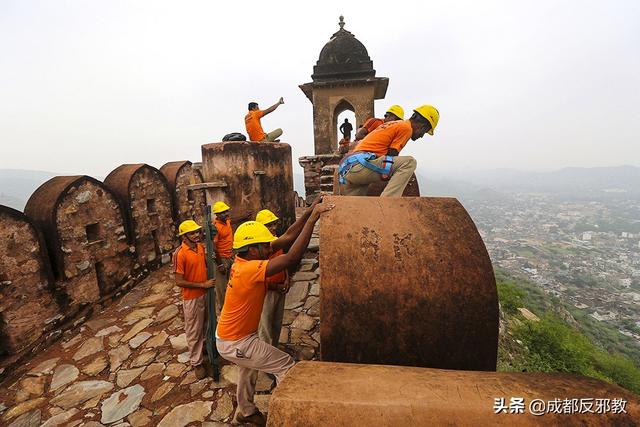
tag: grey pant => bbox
[216,333,295,417]
[183,294,206,366]
[214,257,233,318]
[262,128,283,142]
[258,290,286,347]
[340,155,417,197]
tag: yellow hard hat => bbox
[212,201,231,214]
[256,209,279,225]
[233,221,277,250]
[178,220,202,236]
[413,105,439,135]
[386,105,405,120]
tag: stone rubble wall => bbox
[0,207,60,357]
[298,154,341,203]
[127,168,176,267]
[0,158,202,365]
[54,180,133,303]
[160,161,207,227]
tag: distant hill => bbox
[418,165,640,200]
[0,169,59,211]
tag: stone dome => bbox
[312,16,375,81]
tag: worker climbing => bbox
[173,220,216,380]
[255,196,323,348]
[337,104,439,197]
[245,98,285,142]
[212,201,234,318]
[216,201,335,426]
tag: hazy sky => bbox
[1,0,639,179]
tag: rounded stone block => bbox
[319,196,498,370]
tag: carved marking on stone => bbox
[360,227,380,262]
[393,233,415,261]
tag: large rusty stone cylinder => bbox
[319,196,498,370]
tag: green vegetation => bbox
[496,270,640,395]
[574,218,640,234]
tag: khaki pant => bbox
[339,155,417,197]
[183,294,206,366]
[262,128,283,142]
[217,333,295,417]
[214,257,233,318]
[258,290,286,347]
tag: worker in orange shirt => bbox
[173,220,216,380]
[245,98,284,142]
[216,201,335,426]
[338,105,439,197]
[212,201,234,318]
[254,198,322,347]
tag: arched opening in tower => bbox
[333,99,356,152]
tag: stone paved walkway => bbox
[0,225,321,427]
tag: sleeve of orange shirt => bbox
[388,122,413,153]
[174,248,185,275]
[257,110,265,119]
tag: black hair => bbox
[248,102,258,111]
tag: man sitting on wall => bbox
[173,220,216,380]
[245,98,285,142]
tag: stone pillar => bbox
[0,206,60,356]
[318,196,499,371]
[24,176,134,304]
[160,160,207,226]
[201,142,295,231]
[105,164,177,268]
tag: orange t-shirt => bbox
[354,120,413,157]
[216,257,268,340]
[214,219,233,258]
[245,110,266,142]
[266,248,286,285]
[363,117,384,133]
[173,242,208,300]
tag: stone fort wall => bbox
[0,145,303,372]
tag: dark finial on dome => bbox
[339,15,345,30]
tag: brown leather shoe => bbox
[194,364,207,380]
[236,409,266,426]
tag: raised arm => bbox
[270,196,322,252]
[262,97,284,116]
[265,203,334,277]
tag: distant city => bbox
[465,192,640,346]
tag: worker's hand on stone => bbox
[311,195,323,208]
[217,263,227,274]
[203,278,216,289]
[312,202,335,220]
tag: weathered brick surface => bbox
[160,161,207,226]
[298,154,341,203]
[25,176,133,305]
[0,206,60,355]
[105,165,176,267]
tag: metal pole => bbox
[203,205,220,381]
